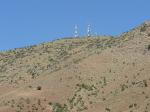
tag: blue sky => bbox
[0,0,150,51]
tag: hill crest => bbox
[0,21,150,112]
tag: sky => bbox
[0,0,150,51]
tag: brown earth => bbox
[0,21,150,112]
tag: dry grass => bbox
[0,21,150,112]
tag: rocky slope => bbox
[0,21,150,112]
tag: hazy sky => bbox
[0,0,150,50]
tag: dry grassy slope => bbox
[0,36,111,83]
[0,21,150,112]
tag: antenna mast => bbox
[87,24,91,37]
[74,25,79,37]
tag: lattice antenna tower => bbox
[74,25,79,37]
[87,24,91,37]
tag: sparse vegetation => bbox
[140,25,147,32]
[51,103,68,112]
[1,22,150,112]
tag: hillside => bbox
[0,21,150,112]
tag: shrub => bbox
[48,102,52,105]
[37,86,42,90]
[105,108,111,112]
[143,80,148,87]
[120,84,128,91]
[140,25,147,32]
[52,103,68,112]
[147,44,150,51]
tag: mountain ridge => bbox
[0,21,150,112]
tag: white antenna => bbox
[87,24,91,37]
[74,25,79,37]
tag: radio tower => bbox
[74,25,79,37]
[87,24,91,37]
